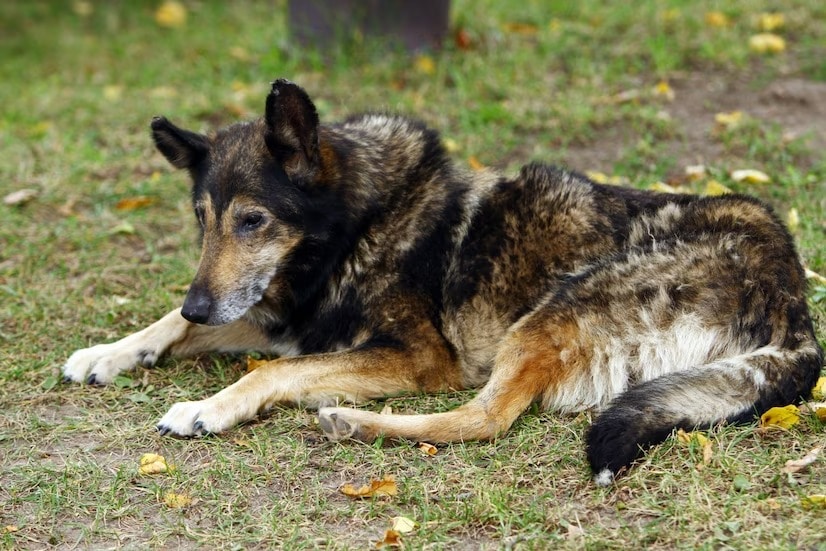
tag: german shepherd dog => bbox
[63,79,823,484]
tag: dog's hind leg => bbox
[318,317,586,444]
[62,308,269,385]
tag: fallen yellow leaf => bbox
[139,453,175,475]
[2,526,18,534]
[787,208,800,232]
[586,171,627,186]
[115,196,155,211]
[714,110,743,129]
[442,138,460,153]
[340,475,398,499]
[704,11,731,28]
[155,1,187,28]
[703,180,733,196]
[756,12,784,32]
[760,405,800,429]
[676,429,713,466]
[676,429,709,446]
[502,21,539,35]
[375,529,402,548]
[103,84,123,101]
[72,1,93,17]
[229,46,251,62]
[801,495,826,510]
[390,516,417,533]
[648,181,680,194]
[812,377,826,401]
[684,164,706,181]
[749,33,786,54]
[731,169,770,184]
[163,491,192,508]
[660,9,680,24]
[418,442,438,456]
[413,55,436,75]
[652,80,675,101]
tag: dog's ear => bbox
[264,79,320,176]
[151,116,209,169]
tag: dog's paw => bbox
[318,407,377,442]
[156,399,241,437]
[62,342,160,385]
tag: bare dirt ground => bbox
[562,71,826,174]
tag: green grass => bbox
[1,1,825,549]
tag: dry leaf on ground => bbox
[418,442,438,456]
[340,475,398,499]
[4,189,39,206]
[676,429,713,465]
[801,495,826,510]
[139,453,175,475]
[390,516,417,533]
[756,13,785,32]
[812,377,826,401]
[375,529,401,548]
[714,110,743,130]
[782,445,822,474]
[731,169,770,184]
[652,80,675,101]
[155,1,187,28]
[163,492,193,508]
[115,196,155,211]
[749,33,786,54]
[704,11,731,28]
[759,405,800,430]
[414,55,436,75]
[703,180,733,196]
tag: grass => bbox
[1,0,825,549]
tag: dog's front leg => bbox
[156,346,461,437]
[62,308,269,384]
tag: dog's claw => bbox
[86,373,98,385]
[62,375,72,384]
[192,420,205,435]
[157,425,169,436]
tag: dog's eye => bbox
[240,212,264,231]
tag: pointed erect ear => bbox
[150,116,209,169]
[264,79,320,176]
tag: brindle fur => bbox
[63,79,823,484]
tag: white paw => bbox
[156,398,242,437]
[62,342,160,385]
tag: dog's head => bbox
[151,79,324,326]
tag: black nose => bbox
[181,285,213,324]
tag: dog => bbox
[63,79,823,484]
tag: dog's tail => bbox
[586,341,822,486]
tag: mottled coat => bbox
[63,79,823,483]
